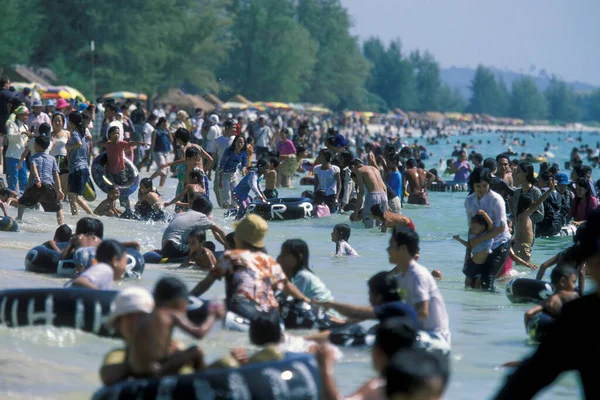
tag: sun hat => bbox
[555,173,570,185]
[105,287,155,329]
[209,114,219,124]
[233,214,269,248]
[46,99,56,107]
[14,105,29,115]
[55,98,69,109]
[32,99,43,108]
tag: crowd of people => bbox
[1,73,600,399]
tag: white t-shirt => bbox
[142,122,154,145]
[395,261,450,342]
[206,125,222,152]
[65,262,114,290]
[214,135,234,165]
[255,126,272,148]
[313,164,340,196]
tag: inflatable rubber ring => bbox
[246,197,313,221]
[0,216,19,232]
[91,153,140,197]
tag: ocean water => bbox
[0,131,597,399]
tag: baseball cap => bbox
[78,103,89,113]
[555,173,570,185]
[333,133,348,148]
[233,214,269,248]
[105,287,155,329]
[374,301,419,324]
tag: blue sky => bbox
[341,0,599,85]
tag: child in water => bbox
[164,170,206,210]
[44,224,73,252]
[127,276,224,377]
[134,178,165,221]
[264,158,279,199]
[94,185,122,217]
[314,190,331,218]
[524,265,579,326]
[453,210,494,288]
[179,227,217,270]
[332,223,358,256]
[370,204,415,233]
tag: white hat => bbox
[105,287,154,328]
[209,114,219,124]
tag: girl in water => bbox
[135,178,166,221]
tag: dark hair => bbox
[314,189,327,205]
[496,153,509,163]
[156,117,168,127]
[188,227,207,243]
[0,76,9,87]
[192,195,213,215]
[472,153,483,163]
[105,103,118,112]
[68,112,85,134]
[539,170,553,184]
[269,157,279,168]
[257,158,269,169]
[576,177,592,197]
[375,317,418,357]
[483,158,497,171]
[582,165,592,176]
[54,224,72,243]
[370,204,385,218]
[188,170,204,183]
[52,113,65,127]
[296,146,306,156]
[406,158,417,169]
[205,241,216,253]
[368,271,401,302]
[147,114,158,123]
[34,136,51,151]
[350,158,363,168]
[384,349,450,398]
[224,119,235,128]
[107,184,119,193]
[249,311,282,346]
[38,122,52,136]
[280,239,310,274]
[428,168,438,178]
[550,265,577,285]
[340,151,353,167]
[322,149,333,163]
[517,193,535,215]
[471,214,490,230]
[96,239,126,264]
[229,135,247,153]
[75,217,104,238]
[140,177,153,189]
[185,146,200,159]
[225,232,236,249]
[391,228,419,257]
[468,167,493,187]
[154,276,189,306]
[334,223,351,241]
[108,126,120,137]
[175,128,191,144]
[519,162,536,184]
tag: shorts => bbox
[513,241,532,262]
[462,258,483,280]
[107,170,128,186]
[264,189,278,199]
[68,168,90,196]
[54,155,68,175]
[363,191,388,229]
[154,152,169,170]
[408,190,429,205]
[162,240,188,259]
[19,184,62,212]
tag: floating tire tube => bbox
[0,288,211,338]
[91,152,140,197]
[557,224,577,237]
[246,197,313,221]
[92,352,321,400]
[0,216,19,232]
[278,295,332,330]
[505,278,554,304]
[428,180,469,193]
[25,245,145,278]
[526,313,556,343]
[143,250,187,265]
[83,176,97,202]
[300,176,314,186]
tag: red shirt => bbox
[104,140,130,174]
[235,123,242,136]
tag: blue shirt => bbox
[67,131,89,172]
[220,149,248,173]
[153,129,172,153]
[31,152,59,185]
[233,171,261,198]
[387,170,403,198]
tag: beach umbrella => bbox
[61,86,86,102]
[11,82,38,91]
[219,102,248,110]
[265,102,291,110]
[40,85,87,102]
[249,102,267,111]
[103,91,148,101]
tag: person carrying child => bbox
[370,204,415,233]
[164,170,206,210]
[16,136,65,225]
[178,227,217,270]
[127,276,224,378]
[133,177,166,221]
[331,223,358,256]
[314,190,331,218]
[453,210,494,288]
[94,185,122,217]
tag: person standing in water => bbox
[403,158,435,206]
[65,112,95,216]
[350,159,388,228]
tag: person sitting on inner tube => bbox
[306,271,418,343]
[316,316,421,400]
[43,224,72,252]
[190,214,311,320]
[64,239,128,290]
[524,265,579,327]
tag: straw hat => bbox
[233,214,269,248]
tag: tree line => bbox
[1,0,599,123]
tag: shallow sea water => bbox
[1,130,597,399]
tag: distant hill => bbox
[441,66,598,100]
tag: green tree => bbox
[545,76,580,122]
[587,89,600,122]
[467,65,508,116]
[0,1,40,71]
[297,0,369,110]
[510,76,548,121]
[221,0,317,102]
[438,84,465,112]
[411,50,441,112]
[496,77,510,117]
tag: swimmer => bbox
[94,185,123,217]
[127,277,224,378]
[64,239,128,290]
[332,223,358,256]
[453,210,494,288]
[370,204,415,233]
[178,227,216,271]
[524,265,579,327]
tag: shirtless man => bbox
[495,154,514,187]
[160,128,213,174]
[403,158,434,206]
[350,159,388,228]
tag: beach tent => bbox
[219,102,248,110]
[153,88,215,111]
